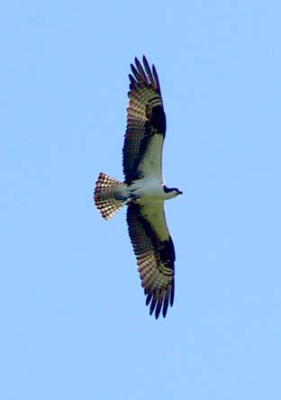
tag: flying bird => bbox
[94,56,182,319]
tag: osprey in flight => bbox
[94,56,182,319]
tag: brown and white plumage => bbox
[127,203,175,318]
[94,56,182,319]
[123,56,166,182]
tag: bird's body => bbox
[94,56,182,319]
[128,177,179,203]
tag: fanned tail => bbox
[94,173,126,220]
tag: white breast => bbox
[129,177,165,203]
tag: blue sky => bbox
[1,1,280,399]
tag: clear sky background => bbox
[1,1,280,399]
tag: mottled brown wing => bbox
[123,56,166,183]
[127,203,175,319]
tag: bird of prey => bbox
[94,56,182,319]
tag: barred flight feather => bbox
[127,204,175,319]
[123,56,166,183]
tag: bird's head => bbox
[163,185,183,198]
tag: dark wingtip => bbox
[145,292,153,306]
[131,63,140,79]
[170,284,175,306]
[152,64,160,89]
[155,297,164,319]
[149,295,157,316]
[129,73,135,83]
[162,292,169,318]
[145,289,172,319]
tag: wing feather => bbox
[123,56,166,183]
[143,56,155,85]
[127,203,175,319]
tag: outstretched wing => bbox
[123,56,166,183]
[127,203,175,319]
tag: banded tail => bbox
[94,173,127,220]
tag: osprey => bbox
[94,56,182,319]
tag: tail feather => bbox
[94,173,126,220]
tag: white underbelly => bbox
[129,178,165,202]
